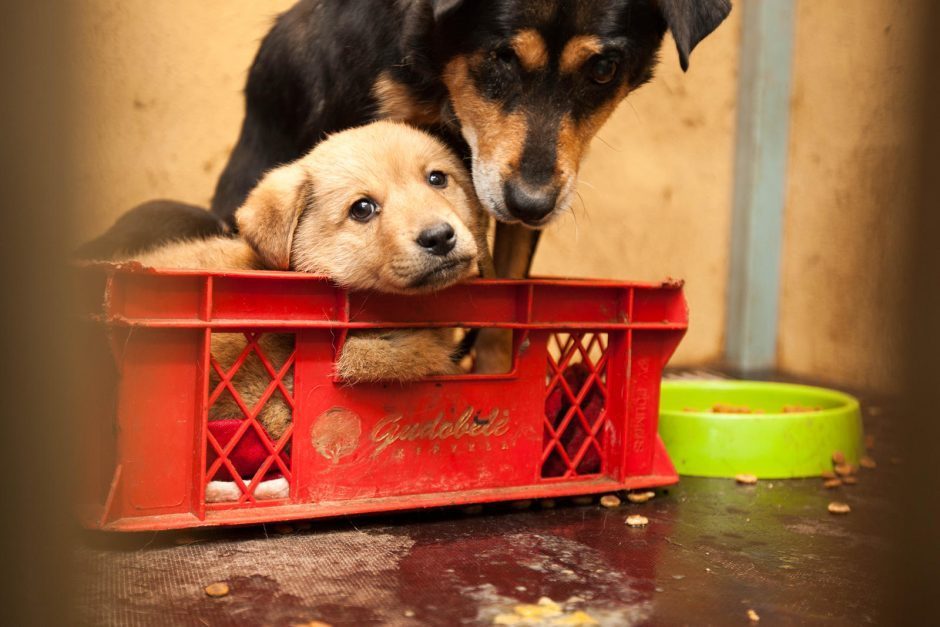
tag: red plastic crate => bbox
[76,265,688,531]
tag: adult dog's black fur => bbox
[76,200,228,259]
[85,0,731,263]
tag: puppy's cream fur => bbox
[128,121,492,440]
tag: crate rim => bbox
[77,260,686,291]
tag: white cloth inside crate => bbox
[205,477,289,503]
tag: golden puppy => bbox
[127,121,492,441]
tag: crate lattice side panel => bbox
[204,331,296,507]
[542,332,610,479]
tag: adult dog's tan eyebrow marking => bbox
[512,29,549,72]
[372,71,442,127]
[560,35,604,74]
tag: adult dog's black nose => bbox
[416,222,456,256]
[504,180,559,225]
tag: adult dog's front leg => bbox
[473,223,541,374]
[493,222,541,279]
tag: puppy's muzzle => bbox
[503,179,560,226]
[408,254,474,289]
[416,222,457,257]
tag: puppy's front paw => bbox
[337,330,460,383]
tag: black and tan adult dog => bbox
[85,0,732,276]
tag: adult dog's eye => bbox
[493,46,517,67]
[588,56,618,85]
[427,171,448,188]
[349,198,378,222]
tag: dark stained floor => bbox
[74,387,898,626]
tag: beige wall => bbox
[779,0,923,392]
[74,1,741,367]
[74,0,297,230]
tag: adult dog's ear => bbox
[431,0,464,21]
[235,164,312,270]
[658,0,732,71]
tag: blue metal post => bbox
[725,0,797,372]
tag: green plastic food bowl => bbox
[659,380,864,479]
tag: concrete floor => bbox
[74,390,897,626]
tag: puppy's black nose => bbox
[416,222,456,256]
[504,180,559,225]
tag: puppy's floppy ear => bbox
[657,0,732,71]
[235,163,312,270]
[430,0,464,21]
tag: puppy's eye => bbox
[588,56,619,85]
[349,198,378,222]
[427,171,448,188]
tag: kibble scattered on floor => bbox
[626,490,656,504]
[828,501,851,515]
[204,582,230,598]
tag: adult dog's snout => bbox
[503,179,560,226]
[416,222,457,256]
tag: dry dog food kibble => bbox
[205,582,230,598]
[860,456,877,469]
[626,491,656,504]
[823,478,843,489]
[834,463,855,477]
[821,470,837,479]
[711,403,755,414]
[832,451,846,465]
[494,598,598,626]
[828,501,851,515]
[842,476,858,485]
[782,405,822,413]
[747,609,761,622]
[600,495,622,508]
[684,404,821,414]
[625,515,650,527]
[735,474,758,485]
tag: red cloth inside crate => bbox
[206,420,290,482]
[543,363,604,477]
